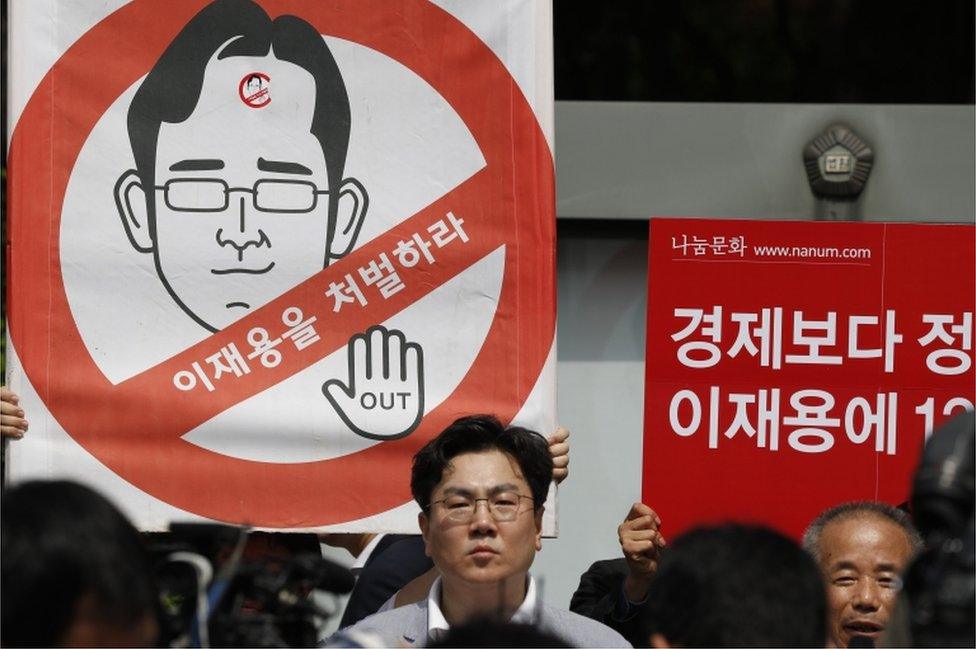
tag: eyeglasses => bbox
[155,178,329,214]
[429,492,535,523]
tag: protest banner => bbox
[5,0,556,531]
[644,217,975,538]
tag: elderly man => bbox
[803,501,922,648]
[338,415,628,647]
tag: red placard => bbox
[643,218,975,539]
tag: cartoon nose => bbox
[216,195,269,260]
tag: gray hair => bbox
[802,501,923,563]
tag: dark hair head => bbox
[1,480,158,647]
[127,0,351,238]
[644,523,826,647]
[410,415,553,512]
[803,500,923,563]
[426,618,571,648]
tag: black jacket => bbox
[570,558,650,648]
[337,534,434,629]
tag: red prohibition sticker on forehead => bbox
[239,72,270,108]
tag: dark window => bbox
[555,0,975,104]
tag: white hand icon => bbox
[323,325,425,440]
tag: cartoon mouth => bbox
[211,262,275,275]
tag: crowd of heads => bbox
[2,411,972,647]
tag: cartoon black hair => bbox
[126,0,352,249]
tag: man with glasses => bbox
[337,415,628,646]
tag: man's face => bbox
[818,514,913,647]
[419,450,542,588]
[151,54,332,330]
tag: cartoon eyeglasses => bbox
[155,178,329,214]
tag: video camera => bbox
[148,524,354,648]
[904,410,975,647]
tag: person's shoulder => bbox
[345,600,425,631]
[371,534,427,563]
[333,600,427,645]
[540,603,633,647]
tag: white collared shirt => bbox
[350,533,386,575]
[425,574,539,643]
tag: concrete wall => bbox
[556,102,975,222]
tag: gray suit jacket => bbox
[337,597,632,647]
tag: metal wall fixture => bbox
[804,123,875,221]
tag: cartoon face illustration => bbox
[111,0,424,443]
[150,56,339,330]
[115,0,367,331]
[244,73,264,94]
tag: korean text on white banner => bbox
[6,0,556,532]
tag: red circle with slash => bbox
[7,0,555,527]
[239,72,271,108]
